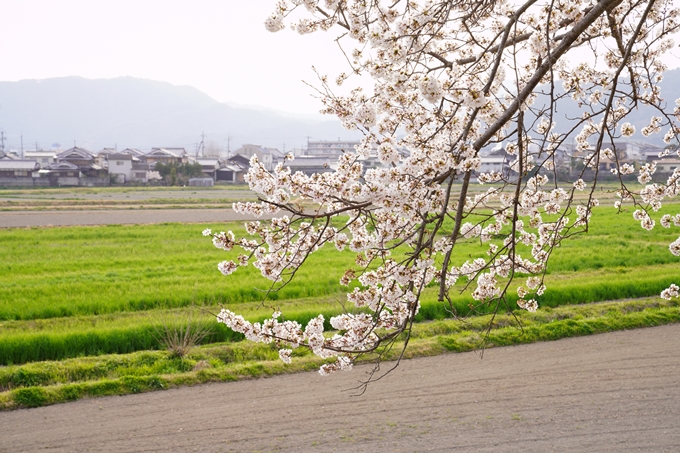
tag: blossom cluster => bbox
[203,0,680,375]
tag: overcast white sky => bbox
[1,0,350,115]
[3,1,680,118]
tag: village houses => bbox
[0,139,677,188]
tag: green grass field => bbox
[1,191,679,408]
[3,203,679,318]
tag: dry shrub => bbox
[154,310,214,358]
[192,360,212,371]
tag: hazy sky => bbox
[1,1,349,115]
[3,1,680,117]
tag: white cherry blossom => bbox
[204,0,680,377]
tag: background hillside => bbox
[537,68,680,146]
[1,71,679,153]
[0,76,360,153]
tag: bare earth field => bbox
[0,209,263,228]
[1,324,679,453]
[0,189,256,203]
[0,188,261,227]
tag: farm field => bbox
[0,208,273,228]
[0,185,264,228]
[0,185,679,409]
[0,186,257,209]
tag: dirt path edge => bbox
[1,323,679,453]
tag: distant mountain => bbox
[0,76,360,153]
[530,68,680,146]
[1,71,678,154]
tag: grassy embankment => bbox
[1,297,678,409]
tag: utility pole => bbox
[0,131,5,153]
[304,136,312,156]
[198,131,205,157]
[20,134,23,157]
[226,135,232,158]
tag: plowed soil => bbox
[0,209,263,228]
[2,323,679,452]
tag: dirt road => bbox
[1,323,679,452]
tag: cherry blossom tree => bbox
[206,0,680,377]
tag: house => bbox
[195,158,220,180]
[304,140,359,158]
[144,147,188,165]
[119,148,145,158]
[655,158,680,173]
[216,164,247,183]
[233,144,279,171]
[131,163,152,183]
[216,155,251,183]
[597,146,631,172]
[285,156,335,176]
[23,151,57,167]
[107,153,134,183]
[638,143,666,162]
[57,147,106,178]
[95,148,118,168]
[478,155,507,174]
[43,161,80,186]
[301,140,388,172]
[57,146,94,167]
[360,155,383,171]
[269,148,286,168]
[617,142,642,161]
[97,148,118,156]
[0,150,19,160]
[0,160,40,187]
[227,154,251,168]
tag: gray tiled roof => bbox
[58,147,94,158]
[0,160,40,170]
[108,154,133,161]
[47,161,79,170]
[149,147,186,157]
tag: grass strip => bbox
[0,303,346,366]
[5,261,678,367]
[1,297,677,410]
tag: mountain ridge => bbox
[1,72,678,153]
[0,76,359,152]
